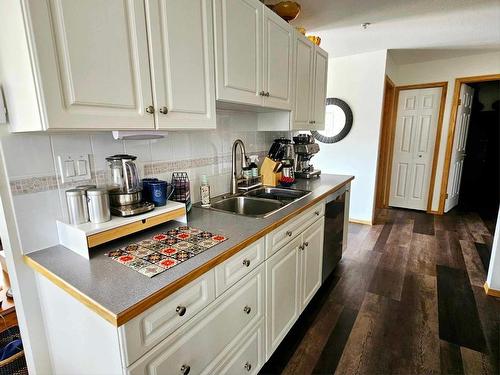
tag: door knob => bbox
[159,106,168,114]
[176,305,187,316]
[145,105,155,114]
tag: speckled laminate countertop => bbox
[25,174,353,326]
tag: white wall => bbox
[315,50,387,223]
[487,209,500,291]
[389,50,500,211]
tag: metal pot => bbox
[108,190,142,207]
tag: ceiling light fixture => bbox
[361,22,371,30]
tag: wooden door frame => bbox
[438,73,500,214]
[375,80,448,214]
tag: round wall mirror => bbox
[312,98,353,143]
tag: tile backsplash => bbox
[0,110,289,253]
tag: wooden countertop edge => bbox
[26,177,354,327]
[23,255,119,325]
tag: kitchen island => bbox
[25,174,353,374]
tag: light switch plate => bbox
[57,154,91,183]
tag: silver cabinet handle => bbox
[159,106,168,114]
[286,230,293,237]
[176,305,187,316]
[244,362,252,371]
[242,259,251,267]
[180,365,190,375]
[314,211,320,216]
[243,305,251,314]
[145,105,155,114]
[265,92,270,97]
[304,241,309,247]
[299,244,304,251]
[259,91,265,96]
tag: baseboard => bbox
[349,218,373,226]
[483,282,500,298]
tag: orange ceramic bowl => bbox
[272,1,301,22]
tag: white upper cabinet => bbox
[262,7,293,110]
[311,47,328,130]
[3,0,216,132]
[28,0,154,130]
[292,35,314,129]
[146,0,216,129]
[213,0,263,106]
[292,35,328,131]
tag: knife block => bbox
[260,157,282,187]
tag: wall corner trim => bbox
[483,282,500,298]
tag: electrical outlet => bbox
[57,154,91,183]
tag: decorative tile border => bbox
[9,151,268,196]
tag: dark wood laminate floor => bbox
[260,208,500,375]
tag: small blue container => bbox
[141,178,158,202]
[149,180,174,207]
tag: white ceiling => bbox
[284,0,500,58]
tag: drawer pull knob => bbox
[304,241,309,247]
[159,106,168,114]
[176,306,187,316]
[286,230,293,237]
[242,259,251,267]
[243,305,251,314]
[315,211,320,216]
[180,365,191,375]
[146,105,155,114]
[244,362,252,371]
[299,244,304,251]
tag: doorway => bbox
[443,79,499,232]
[440,74,500,219]
[375,81,447,214]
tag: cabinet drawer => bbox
[127,265,265,375]
[119,270,215,366]
[266,201,325,258]
[215,238,265,296]
[214,319,265,375]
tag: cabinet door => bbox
[265,236,301,358]
[300,217,325,310]
[146,0,216,129]
[262,8,293,110]
[310,46,328,130]
[292,35,314,130]
[29,0,154,130]
[213,0,263,106]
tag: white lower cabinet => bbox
[265,215,325,358]
[212,319,266,375]
[127,264,265,375]
[300,217,325,310]
[265,236,302,356]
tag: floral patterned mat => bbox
[106,226,227,277]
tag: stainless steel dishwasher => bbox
[322,184,350,282]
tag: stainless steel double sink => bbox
[202,187,311,218]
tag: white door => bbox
[445,84,475,212]
[300,217,324,310]
[213,0,263,106]
[292,35,314,129]
[310,46,328,131]
[30,0,154,130]
[389,87,442,210]
[262,7,293,110]
[146,0,216,129]
[265,236,301,358]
